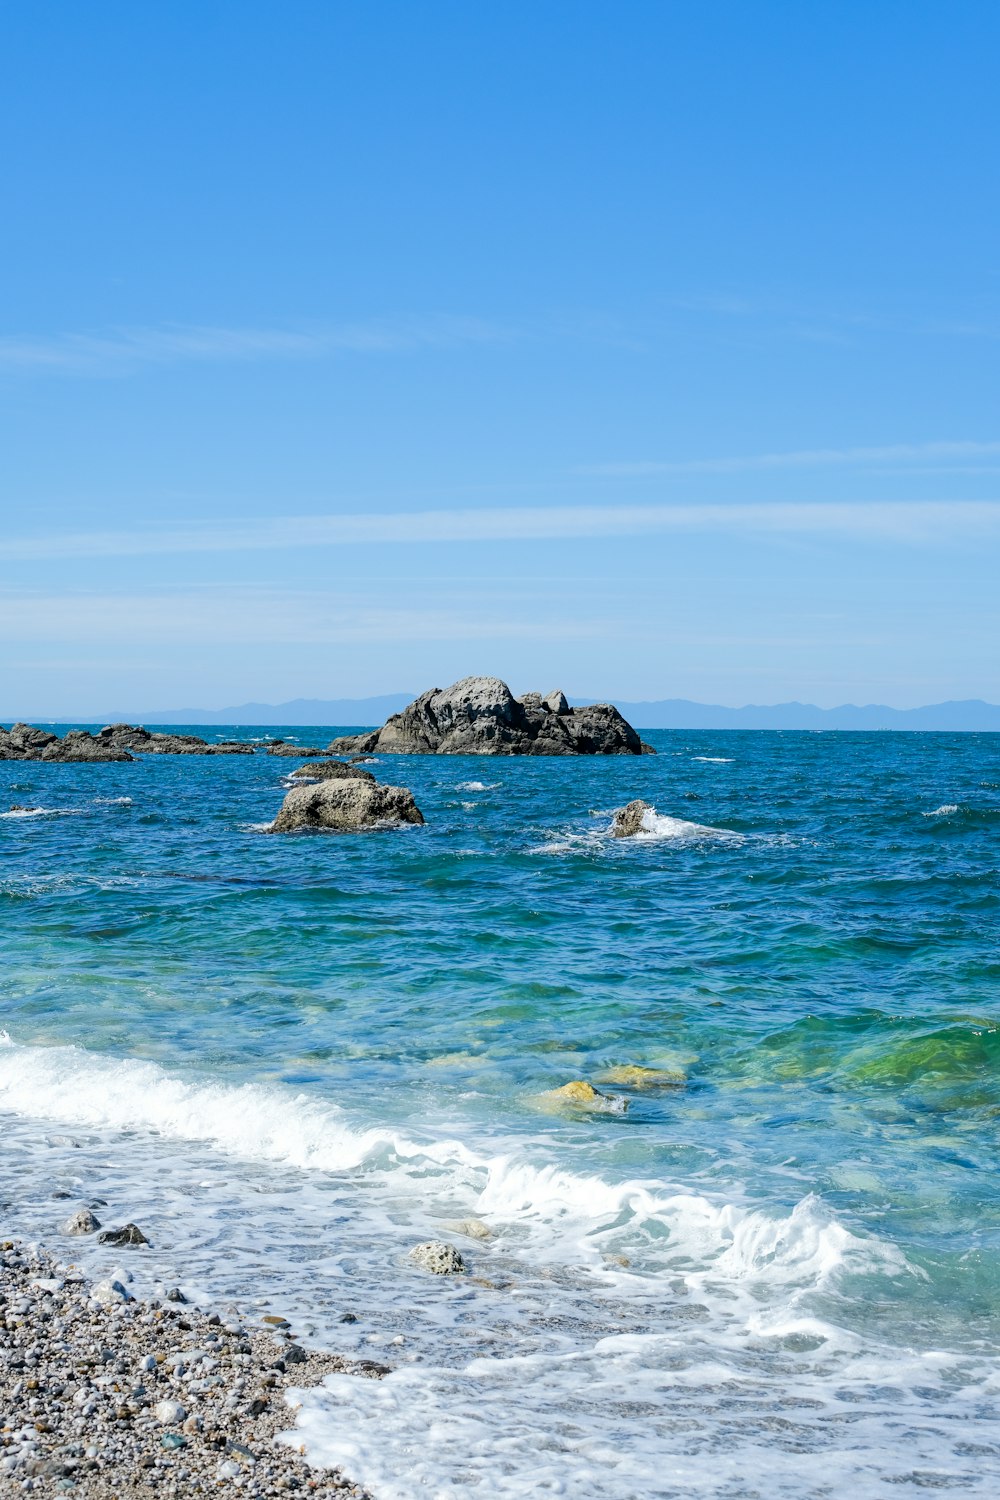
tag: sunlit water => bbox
[2,727,1000,1497]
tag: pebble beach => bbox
[0,1236,379,1497]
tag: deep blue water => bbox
[2,728,999,1497]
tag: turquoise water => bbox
[2,729,1000,1496]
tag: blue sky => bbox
[2,1,998,714]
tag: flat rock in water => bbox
[265,740,326,757]
[271,778,424,833]
[326,675,652,756]
[289,759,377,784]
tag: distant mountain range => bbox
[23,694,1000,730]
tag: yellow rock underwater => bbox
[534,1080,628,1114]
[596,1064,686,1090]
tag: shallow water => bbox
[2,728,1000,1496]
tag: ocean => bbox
[2,728,999,1497]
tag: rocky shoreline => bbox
[0,1238,379,1497]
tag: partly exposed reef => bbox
[326,676,654,756]
[0,725,133,762]
[93,725,254,755]
[0,723,253,760]
[265,740,326,758]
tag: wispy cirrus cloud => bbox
[581,441,1000,477]
[0,315,514,376]
[0,589,603,646]
[3,499,1000,562]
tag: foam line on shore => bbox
[0,1036,903,1294]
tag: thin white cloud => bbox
[581,441,1000,476]
[0,316,513,375]
[0,590,604,645]
[4,500,1000,562]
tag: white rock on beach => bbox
[154,1399,188,1425]
[92,1278,130,1304]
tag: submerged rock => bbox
[288,759,377,784]
[61,1208,101,1236]
[612,800,653,837]
[270,778,424,832]
[409,1241,466,1274]
[596,1064,686,1089]
[446,1218,493,1241]
[326,676,652,756]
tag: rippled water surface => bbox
[2,727,1000,1496]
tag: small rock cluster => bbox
[0,1239,380,1497]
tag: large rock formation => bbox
[326,677,653,756]
[270,777,425,832]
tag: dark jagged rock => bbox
[270,778,425,832]
[0,723,59,759]
[0,722,252,760]
[0,723,133,762]
[97,1222,149,1247]
[0,724,134,762]
[288,759,377,784]
[47,730,134,762]
[95,724,253,755]
[326,676,652,757]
